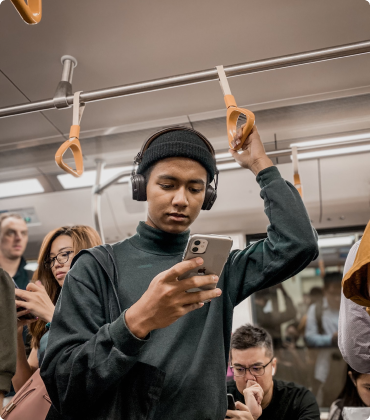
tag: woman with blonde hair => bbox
[13,225,102,392]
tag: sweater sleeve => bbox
[40,254,149,417]
[0,269,17,394]
[226,166,318,306]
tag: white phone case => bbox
[179,234,233,292]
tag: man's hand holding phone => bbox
[125,257,222,339]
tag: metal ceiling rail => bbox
[1,40,370,118]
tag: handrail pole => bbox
[1,40,370,118]
[92,160,106,243]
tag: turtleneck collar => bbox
[129,221,190,256]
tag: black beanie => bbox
[137,129,216,180]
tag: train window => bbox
[248,228,364,410]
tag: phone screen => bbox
[227,394,236,410]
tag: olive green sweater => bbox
[42,166,318,419]
[0,268,17,394]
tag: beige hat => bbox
[342,221,370,314]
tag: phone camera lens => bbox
[192,247,199,253]
[194,240,201,246]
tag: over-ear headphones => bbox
[131,126,218,211]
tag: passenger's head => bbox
[30,225,101,348]
[285,322,300,345]
[0,213,28,259]
[137,128,216,234]
[230,324,276,398]
[323,272,342,310]
[337,366,370,413]
[254,289,270,307]
[309,286,323,306]
[34,225,102,291]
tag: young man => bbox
[41,126,318,419]
[227,324,320,420]
[0,213,31,290]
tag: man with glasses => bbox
[227,324,319,420]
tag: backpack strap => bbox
[71,244,122,323]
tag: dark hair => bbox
[29,225,102,348]
[337,365,366,420]
[324,272,342,290]
[231,324,274,358]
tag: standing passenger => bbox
[0,213,31,290]
[42,126,318,419]
[12,226,102,393]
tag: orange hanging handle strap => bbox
[10,0,42,24]
[291,146,303,198]
[216,65,255,151]
[55,91,85,178]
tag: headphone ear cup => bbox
[202,185,217,211]
[131,174,147,201]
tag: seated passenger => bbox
[328,365,370,420]
[41,126,318,420]
[12,225,101,392]
[227,324,320,420]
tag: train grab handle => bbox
[55,91,85,178]
[216,65,255,151]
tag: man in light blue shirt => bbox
[305,273,341,348]
[305,272,344,407]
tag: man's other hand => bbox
[225,403,253,419]
[243,380,263,419]
[125,257,222,338]
[229,125,273,176]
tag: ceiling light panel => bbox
[290,132,370,148]
[58,166,132,189]
[296,144,370,160]
[318,236,354,248]
[0,179,44,199]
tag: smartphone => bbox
[13,279,36,320]
[178,234,233,292]
[227,393,236,410]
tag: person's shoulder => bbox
[0,267,14,288]
[274,379,314,398]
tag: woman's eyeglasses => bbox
[44,250,74,269]
[230,357,274,377]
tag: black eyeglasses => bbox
[230,357,274,377]
[44,250,74,269]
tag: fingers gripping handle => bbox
[216,65,255,151]
[55,92,85,178]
